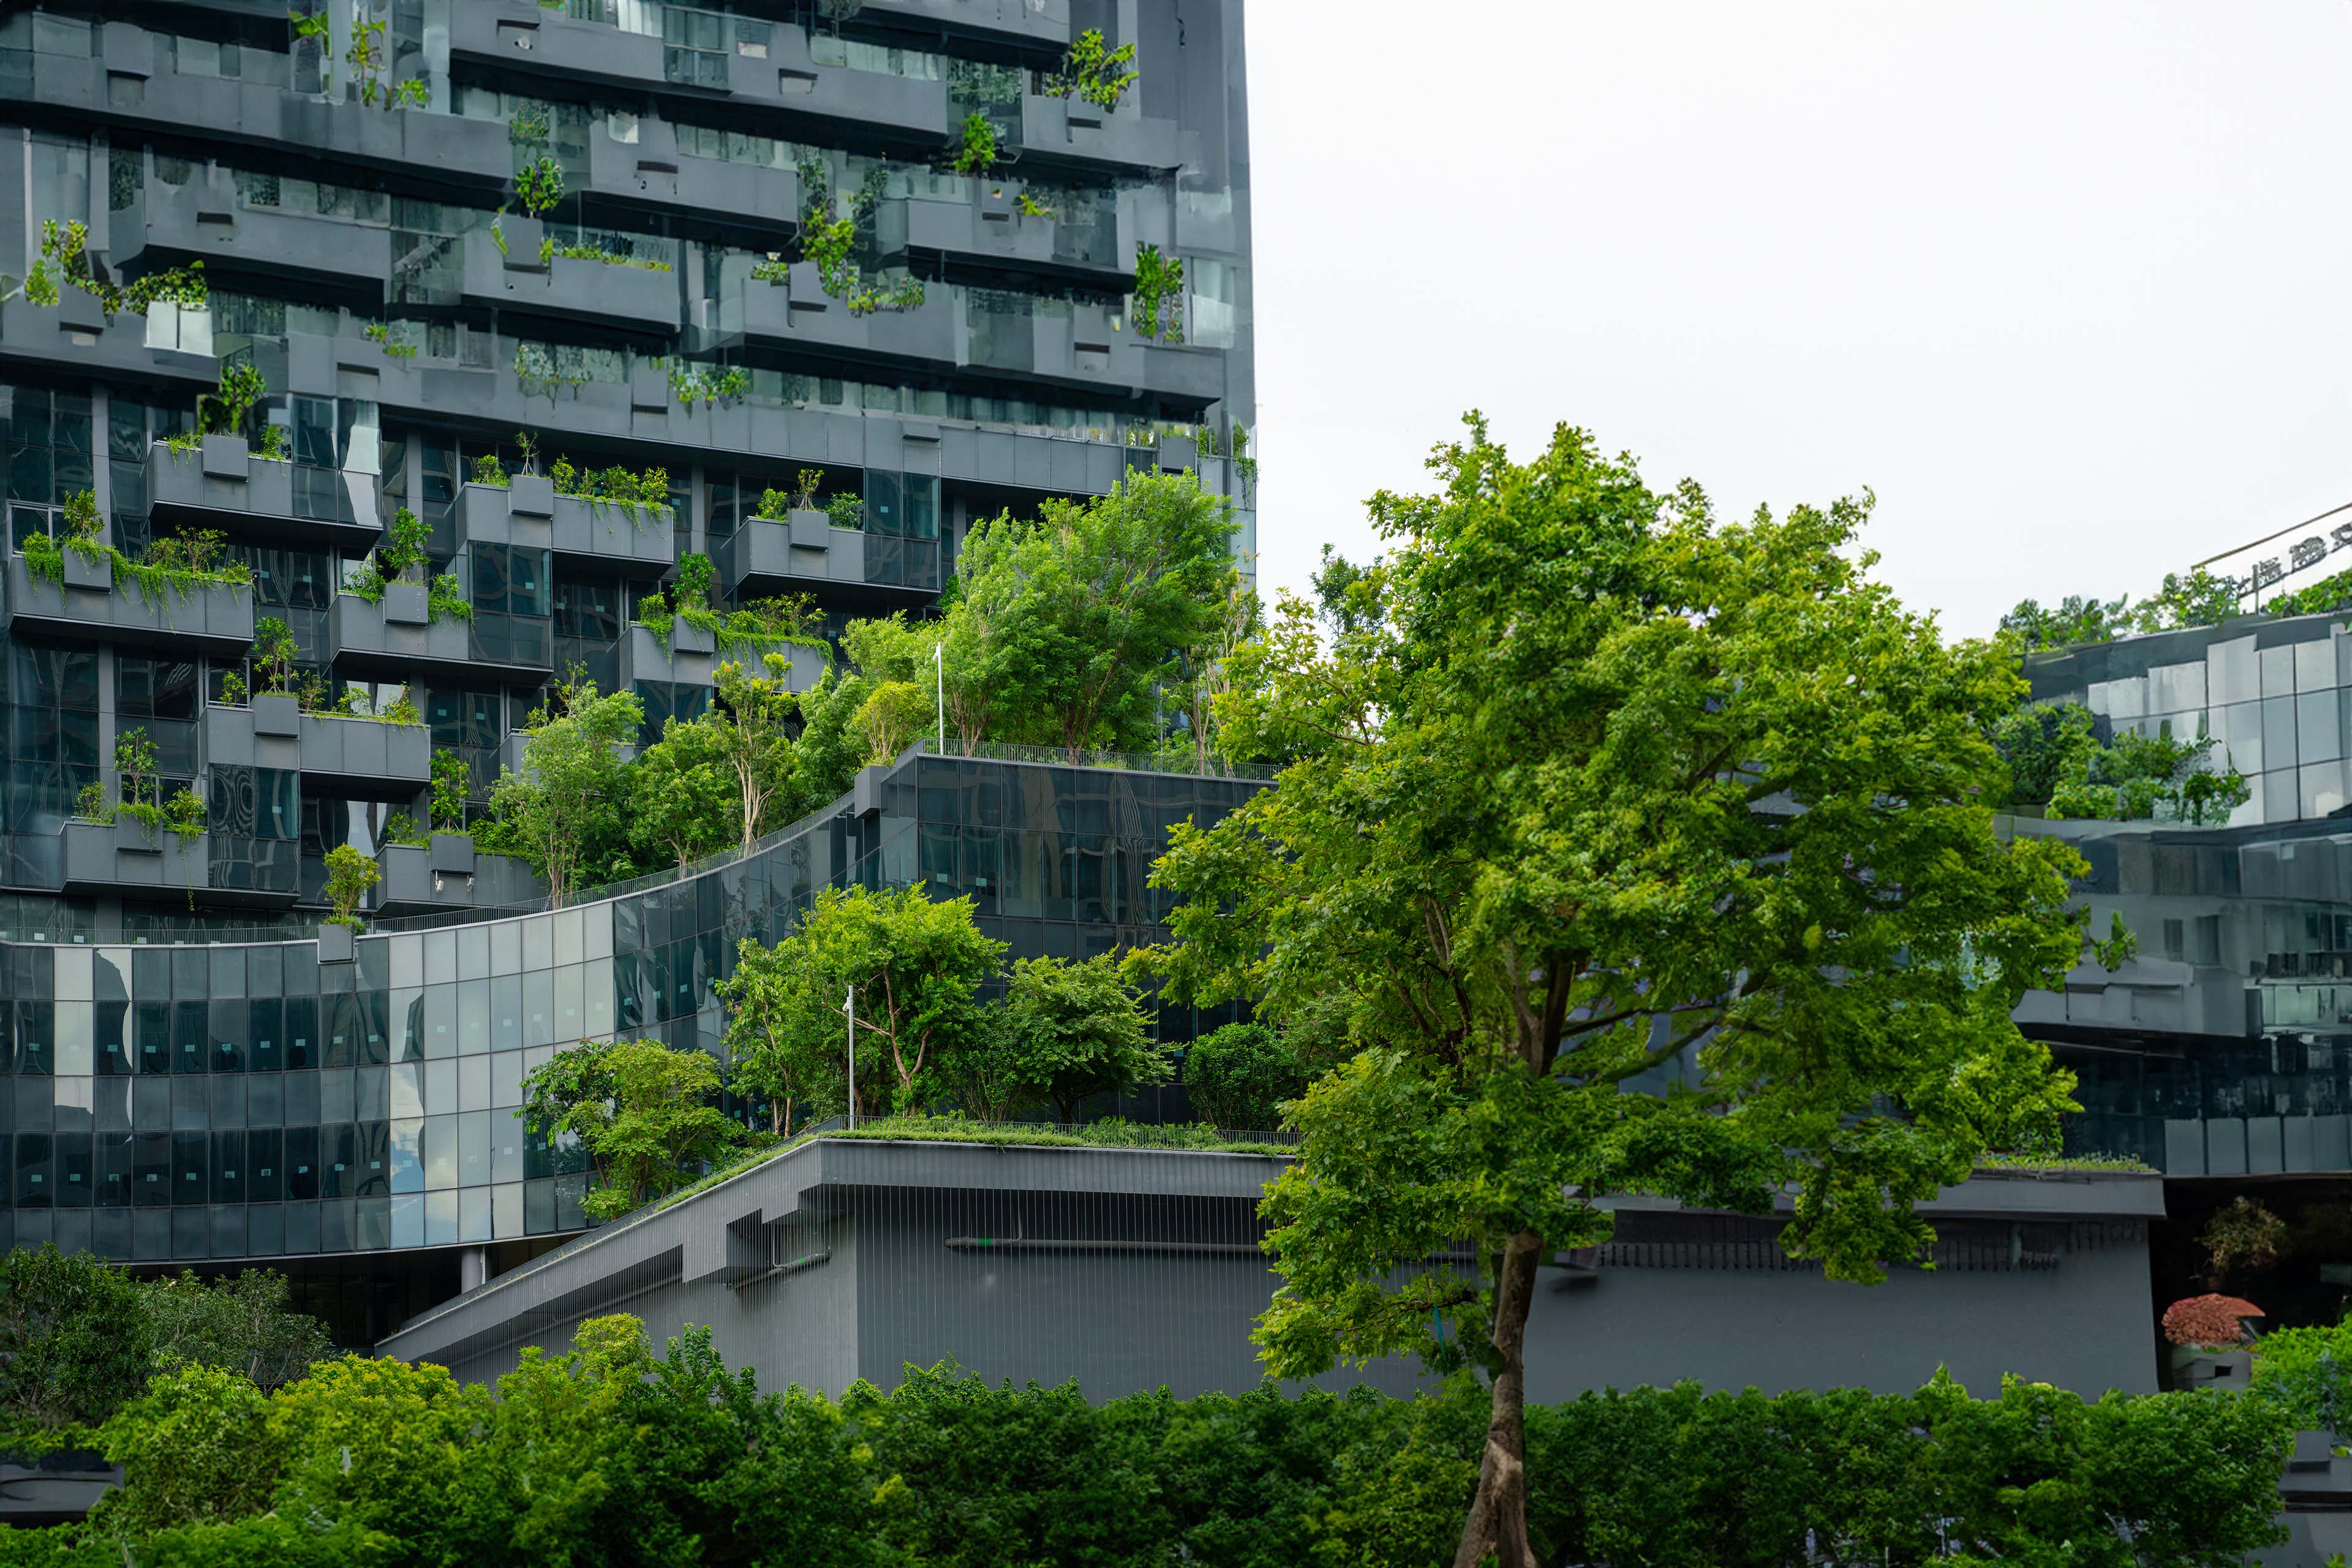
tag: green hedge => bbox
[0,1316,2290,1568]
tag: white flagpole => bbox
[843,982,856,1129]
[933,641,944,754]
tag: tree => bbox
[2049,723,2250,826]
[141,1270,330,1392]
[91,1362,281,1537]
[1130,417,2108,1568]
[717,935,849,1135]
[947,470,1237,758]
[729,885,1004,1117]
[1000,954,1167,1123]
[630,715,738,873]
[430,748,471,832]
[484,677,643,906]
[1999,592,2130,652]
[1991,701,2098,808]
[321,842,377,932]
[0,1243,153,1437]
[1182,1023,1310,1130]
[2133,566,2242,632]
[2200,1196,2288,1290]
[522,1038,744,1218]
[710,655,801,856]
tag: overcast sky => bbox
[1242,2,2352,639]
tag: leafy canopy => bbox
[1131,415,2113,1568]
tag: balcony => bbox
[60,821,206,900]
[145,437,382,551]
[583,114,800,246]
[1017,94,1187,177]
[322,593,473,684]
[3,556,254,660]
[459,480,675,571]
[374,838,544,918]
[878,183,1133,292]
[619,619,715,690]
[722,262,960,366]
[715,515,935,613]
[858,0,1072,50]
[458,228,681,338]
[114,168,391,312]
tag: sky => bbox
[1242,2,2352,639]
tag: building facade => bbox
[0,2,1256,1336]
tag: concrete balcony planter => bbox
[429,833,476,875]
[377,845,545,916]
[786,509,832,548]
[296,714,430,793]
[253,693,301,737]
[382,583,429,626]
[716,517,876,601]
[620,621,716,688]
[456,484,551,552]
[200,434,248,478]
[586,119,800,245]
[510,475,556,517]
[460,230,680,335]
[62,546,111,592]
[326,594,473,682]
[126,175,392,306]
[496,216,545,266]
[1018,94,1184,174]
[62,821,206,897]
[317,922,355,965]
[550,494,675,568]
[4,557,254,659]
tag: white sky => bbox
[1243,1,2352,639]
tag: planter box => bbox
[376,844,545,916]
[253,693,301,737]
[498,216,546,266]
[429,833,476,875]
[296,713,431,793]
[550,493,675,568]
[716,517,889,601]
[317,922,355,965]
[200,433,248,479]
[620,621,716,690]
[62,546,111,592]
[510,475,555,517]
[459,230,680,334]
[2168,1346,2253,1389]
[61,821,206,897]
[382,583,429,626]
[4,557,254,658]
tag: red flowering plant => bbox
[2163,1293,2263,1349]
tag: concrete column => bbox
[460,1245,488,1292]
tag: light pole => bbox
[843,982,856,1129]
[933,640,944,755]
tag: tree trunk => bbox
[1453,1230,1540,1568]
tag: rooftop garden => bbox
[21,491,254,601]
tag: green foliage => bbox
[726,884,1005,1119]
[629,715,738,874]
[948,111,999,173]
[1993,700,2098,807]
[2048,722,2250,826]
[1132,241,1185,342]
[669,361,748,407]
[321,842,377,930]
[27,218,206,320]
[251,617,300,696]
[2275,565,2352,617]
[718,934,850,1137]
[824,491,865,529]
[1128,415,2108,1562]
[549,456,671,522]
[429,748,470,832]
[141,1270,329,1393]
[999,954,1167,1122]
[379,811,427,850]
[2001,592,2132,653]
[22,1321,2292,1568]
[943,470,1236,757]
[2200,1196,2288,1289]
[428,571,473,624]
[708,655,804,854]
[470,451,507,488]
[162,787,205,842]
[1046,27,1139,111]
[514,154,564,218]
[0,1244,153,1438]
[198,361,266,440]
[2136,566,2244,632]
[481,677,643,906]
[1182,1022,1310,1129]
[2253,1314,2352,1440]
[521,1038,744,1219]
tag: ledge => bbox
[4,557,254,660]
[60,821,206,898]
[146,440,379,548]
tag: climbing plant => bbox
[1132,243,1184,342]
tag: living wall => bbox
[0,1310,2290,1568]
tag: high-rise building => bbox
[0,0,1256,1340]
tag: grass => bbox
[1975,1151,2154,1174]
[655,1118,1295,1212]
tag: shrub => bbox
[2162,1293,2261,1348]
[1182,1022,1309,1129]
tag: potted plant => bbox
[250,617,301,736]
[2162,1294,2264,1389]
[509,429,554,517]
[318,841,378,963]
[428,748,476,873]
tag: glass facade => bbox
[0,753,1263,1262]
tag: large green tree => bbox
[946,469,1237,757]
[521,1037,744,1219]
[998,953,1168,1123]
[718,934,849,1135]
[483,677,644,906]
[629,714,739,873]
[1131,417,2113,1568]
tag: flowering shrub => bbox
[2163,1293,2261,1348]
